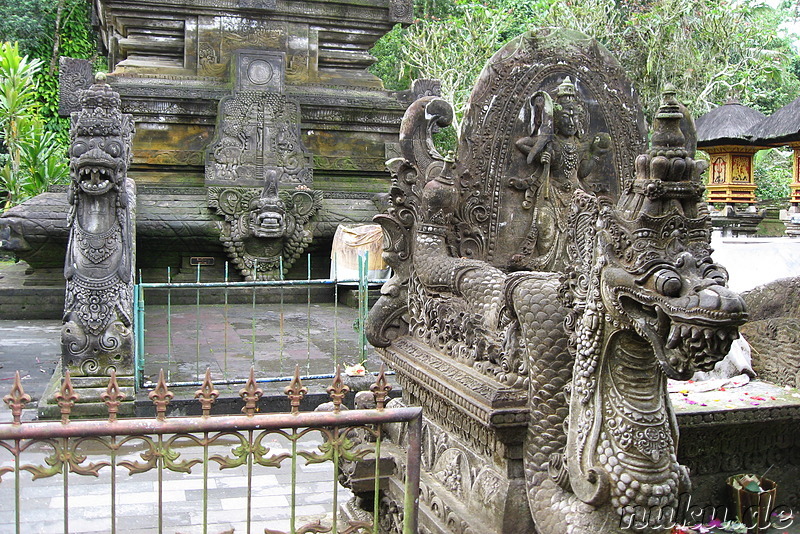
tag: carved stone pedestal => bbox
[377,338,532,534]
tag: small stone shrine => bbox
[364,29,747,534]
[0,0,422,290]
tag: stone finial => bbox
[556,76,577,101]
[650,84,687,155]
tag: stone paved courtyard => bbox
[0,301,379,534]
[139,301,381,387]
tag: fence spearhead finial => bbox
[327,365,350,413]
[101,369,126,422]
[3,371,31,425]
[284,365,308,415]
[56,371,79,424]
[149,369,174,421]
[370,363,392,410]
[240,367,263,416]
[195,368,219,417]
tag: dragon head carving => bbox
[68,73,133,202]
[62,73,136,378]
[560,88,747,527]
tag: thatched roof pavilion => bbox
[748,95,800,144]
[696,101,766,146]
[747,96,800,205]
[695,101,768,204]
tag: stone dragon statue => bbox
[367,30,747,534]
[61,73,136,377]
[510,88,746,532]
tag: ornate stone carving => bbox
[205,53,311,188]
[394,78,442,106]
[509,77,613,272]
[741,276,800,388]
[205,50,319,280]
[62,74,136,378]
[388,0,413,24]
[3,0,416,299]
[58,57,93,117]
[207,178,322,280]
[368,29,748,534]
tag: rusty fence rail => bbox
[0,366,420,534]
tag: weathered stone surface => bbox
[58,57,93,116]
[95,0,414,189]
[0,187,386,275]
[366,29,747,534]
[61,75,136,380]
[740,276,800,388]
[1,0,421,282]
[203,50,320,279]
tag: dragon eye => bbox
[653,268,682,297]
[701,262,728,286]
[105,141,122,158]
[71,141,88,157]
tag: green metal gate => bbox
[133,254,379,390]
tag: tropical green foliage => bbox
[0,0,56,58]
[0,42,67,210]
[373,0,800,131]
[0,0,96,209]
[400,3,516,135]
[0,0,97,140]
[369,25,412,92]
[754,148,792,202]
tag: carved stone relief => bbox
[207,178,322,280]
[61,74,136,378]
[368,29,748,534]
[205,50,319,280]
[741,275,800,388]
[58,57,93,117]
[205,53,311,188]
[451,29,647,269]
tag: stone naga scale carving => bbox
[367,30,747,534]
[62,74,136,377]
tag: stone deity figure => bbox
[510,77,609,272]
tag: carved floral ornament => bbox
[204,51,320,281]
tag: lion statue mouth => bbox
[250,209,286,238]
[73,146,122,197]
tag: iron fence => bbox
[134,254,385,390]
[0,366,420,534]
